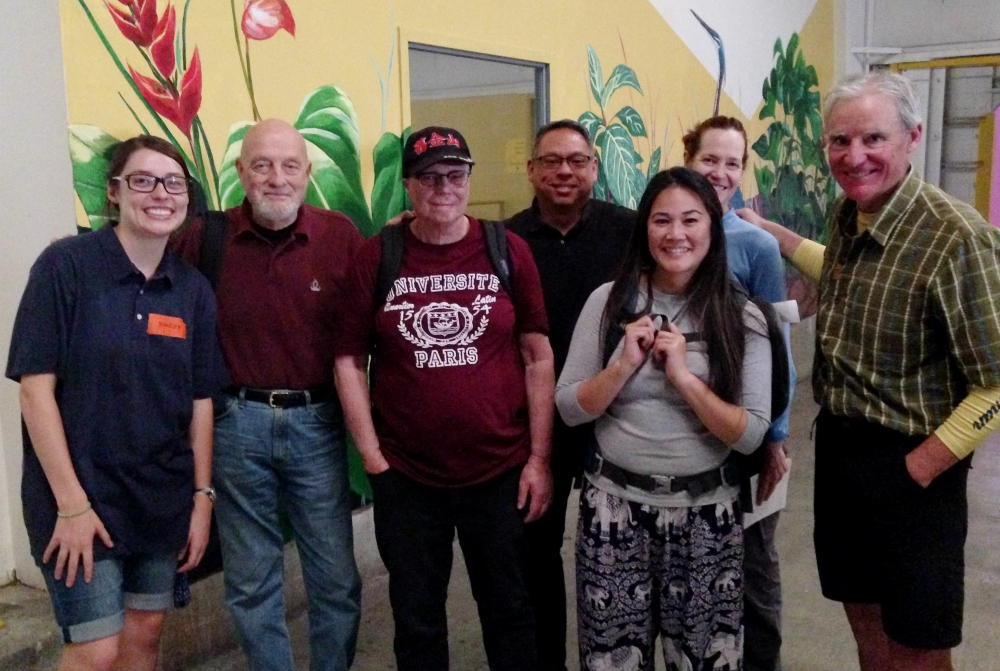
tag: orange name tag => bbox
[148,314,187,339]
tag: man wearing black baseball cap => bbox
[335,126,555,671]
[401,125,476,177]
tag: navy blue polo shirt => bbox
[6,225,226,561]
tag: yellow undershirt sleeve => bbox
[790,239,825,282]
[934,387,1000,459]
[855,210,874,235]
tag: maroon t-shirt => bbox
[335,219,549,487]
[173,201,363,389]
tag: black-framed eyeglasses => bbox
[532,154,594,171]
[112,173,189,195]
[414,170,470,189]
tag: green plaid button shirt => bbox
[814,168,1000,436]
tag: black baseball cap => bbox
[402,126,474,178]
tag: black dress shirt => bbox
[505,198,635,466]
[506,198,635,374]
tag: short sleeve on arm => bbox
[331,236,381,357]
[190,279,227,398]
[5,247,75,382]
[555,282,612,427]
[934,227,1000,389]
[507,232,549,336]
[730,304,773,454]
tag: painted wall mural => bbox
[576,15,832,314]
[648,0,821,120]
[59,0,838,498]
[69,0,408,238]
[579,45,660,210]
[752,34,835,246]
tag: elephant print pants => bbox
[576,481,743,671]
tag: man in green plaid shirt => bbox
[739,71,1000,671]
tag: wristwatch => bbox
[194,486,217,503]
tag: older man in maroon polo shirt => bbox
[173,119,363,671]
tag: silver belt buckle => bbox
[651,475,674,495]
[268,390,291,408]
[591,452,605,475]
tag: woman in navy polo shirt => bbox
[6,136,226,670]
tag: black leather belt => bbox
[224,385,336,408]
[585,450,741,497]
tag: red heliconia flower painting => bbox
[242,0,296,41]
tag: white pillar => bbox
[0,0,77,588]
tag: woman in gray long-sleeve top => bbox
[556,167,771,671]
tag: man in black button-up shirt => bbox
[505,120,634,671]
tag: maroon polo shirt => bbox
[173,201,362,389]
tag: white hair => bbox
[823,71,922,131]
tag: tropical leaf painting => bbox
[69,125,120,231]
[748,32,834,317]
[295,86,374,236]
[370,126,412,232]
[579,45,660,209]
[216,122,252,209]
[72,86,410,244]
[751,32,835,246]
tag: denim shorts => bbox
[40,553,176,643]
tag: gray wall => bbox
[844,0,1000,74]
[873,0,1000,48]
[0,0,78,587]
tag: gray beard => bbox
[249,196,301,226]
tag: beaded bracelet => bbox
[57,502,92,519]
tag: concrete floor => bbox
[6,381,999,670]
[190,383,1000,671]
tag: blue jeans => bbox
[213,393,361,671]
[40,553,176,644]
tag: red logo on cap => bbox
[413,137,428,155]
[428,132,447,148]
[446,134,461,147]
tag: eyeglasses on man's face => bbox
[532,154,594,172]
[113,173,190,195]
[413,169,471,189]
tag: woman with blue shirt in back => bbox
[684,115,796,671]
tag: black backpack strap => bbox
[732,288,793,492]
[481,220,514,298]
[751,299,792,424]
[376,223,406,305]
[198,211,230,291]
[586,280,639,473]
[601,280,639,367]
[731,281,790,424]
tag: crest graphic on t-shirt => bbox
[399,301,488,348]
[386,273,498,369]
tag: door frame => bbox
[398,29,554,133]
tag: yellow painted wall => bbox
[59,0,836,224]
